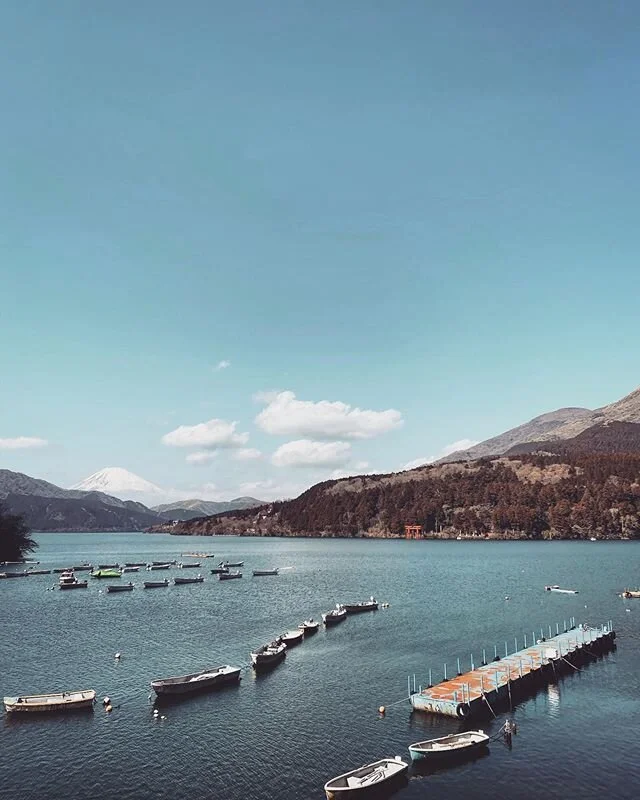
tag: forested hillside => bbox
[151,453,640,540]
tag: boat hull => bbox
[59,581,88,590]
[408,738,488,763]
[343,603,379,614]
[152,667,241,696]
[4,690,96,713]
[324,759,408,800]
[106,584,134,593]
[144,581,169,588]
[251,647,286,672]
[323,612,347,626]
[219,572,242,580]
[173,577,204,585]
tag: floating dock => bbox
[410,619,615,719]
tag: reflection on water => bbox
[547,682,561,717]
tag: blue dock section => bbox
[409,620,616,719]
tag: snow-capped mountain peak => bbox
[70,467,164,501]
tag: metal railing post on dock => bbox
[505,641,508,657]
[540,627,544,641]
[556,622,560,635]
[407,676,411,696]
[549,625,552,638]
[524,633,527,647]
[413,674,417,693]
[443,663,447,681]
[494,644,498,660]
[428,668,432,688]
[482,648,487,666]
[457,657,461,676]
[471,654,474,670]
[564,619,567,632]
[533,631,536,644]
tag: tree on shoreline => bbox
[0,504,37,561]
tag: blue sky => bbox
[2,1,640,502]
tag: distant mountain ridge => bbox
[0,469,264,530]
[0,469,162,531]
[441,385,640,462]
[152,497,265,521]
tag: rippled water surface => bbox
[1,534,639,799]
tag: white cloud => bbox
[186,451,218,465]
[215,360,231,371]
[162,419,249,449]
[255,390,403,440]
[232,448,262,461]
[402,438,480,471]
[0,437,48,450]
[271,439,352,468]
[354,460,370,470]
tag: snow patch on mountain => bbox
[70,468,164,501]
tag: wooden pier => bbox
[410,619,616,719]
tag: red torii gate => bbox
[404,524,424,539]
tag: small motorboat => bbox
[26,569,52,575]
[250,640,287,671]
[343,597,379,614]
[123,562,147,567]
[408,730,489,762]
[211,567,229,575]
[182,552,214,559]
[219,560,244,568]
[323,605,347,626]
[59,571,88,590]
[173,575,204,585]
[151,560,177,565]
[219,571,242,580]
[71,565,93,572]
[147,564,172,571]
[253,568,279,576]
[544,585,578,594]
[324,756,408,799]
[97,563,119,569]
[106,582,134,593]
[622,589,640,598]
[151,665,241,696]
[280,629,304,647]
[144,579,169,589]
[91,569,122,579]
[299,619,320,635]
[178,562,201,568]
[121,566,140,573]
[4,690,96,713]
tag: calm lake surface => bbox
[1,534,639,799]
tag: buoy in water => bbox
[105,704,112,713]
[102,696,110,706]
[378,706,385,715]
[115,652,121,660]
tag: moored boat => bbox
[26,569,52,575]
[544,585,579,594]
[179,562,201,568]
[211,567,229,575]
[219,561,244,568]
[299,619,320,635]
[408,730,489,762]
[144,579,169,589]
[324,756,408,799]
[59,571,88,590]
[91,568,121,579]
[4,690,96,713]
[173,575,204,585]
[97,563,120,569]
[147,563,172,571]
[219,571,242,580]
[182,552,214,559]
[323,605,347,626]
[343,597,379,614]
[121,566,140,573]
[280,629,304,647]
[106,582,134,593]
[151,665,241,696]
[622,589,640,598]
[253,568,279,576]
[124,562,146,567]
[250,640,287,671]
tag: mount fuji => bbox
[70,467,164,502]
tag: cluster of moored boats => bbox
[3,555,291,591]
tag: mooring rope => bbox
[481,692,497,719]
[561,655,581,671]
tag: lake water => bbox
[1,534,639,799]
